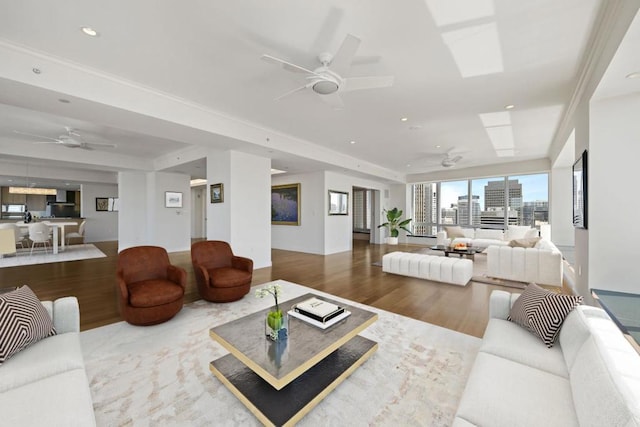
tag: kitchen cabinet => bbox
[1,187,27,204]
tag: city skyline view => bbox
[440,174,548,210]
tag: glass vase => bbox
[265,309,288,341]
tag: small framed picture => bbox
[95,197,108,212]
[211,183,224,203]
[165,191,183,208]
[328,190,349,215]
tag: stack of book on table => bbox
[289,297,350,329]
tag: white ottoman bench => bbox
[382,251,473,286]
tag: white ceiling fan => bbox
[441,150,463,168]
[14,127,117,150]
[261,34,394,109]
[417,148,465,168]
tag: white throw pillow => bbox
[474,229,504,240]
[506,225,532,240]
[524,228,539,238]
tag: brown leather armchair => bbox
[191,240,253,302]
[116,245,187,326]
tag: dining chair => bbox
[28,222,52,255]
[65,220,86,246]
[0,228,17,258]
[0,223,27,252]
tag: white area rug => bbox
[81,281,481,426]
[0,244,106,268]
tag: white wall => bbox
[573,101,591,300]
[118,172,148,250]
[190,185,206,238]
[272,171,391,254]
[550,166,574,246]
[206,150,271,268]
[118,171,190,252]
[324,172,353,254]
[272,171,325,254]
[229,151,271,268]
[207,150,231,243]
[80,183,118,243]
[589,93,640,294]
[148,172,191,252]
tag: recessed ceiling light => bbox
[349,140,356,144]
[504,104,515,110]
[32,68,41,74]
[81,27,99,37]
[436,145,441,148]
[401,117,408,122]
[626,71,640,79]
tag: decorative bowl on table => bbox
[453,242,468,250]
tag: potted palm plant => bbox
[378,207,412,245]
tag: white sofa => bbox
[487,238,564,286]
[437,225,537,249]
[382,251,473,286]
[437,227,508,248]
[453,290,640,427]
[0,296,96,426]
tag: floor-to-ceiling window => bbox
[410,173,549,235]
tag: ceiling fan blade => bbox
[330,34,360,76]
[318,92,344,110]
[274,82,314,101]
[261,54,321,77]
[85,141,117,148]
[64,126,82,137]
[33,141,62,145]
[342,75,394,92]
[13,130,61,142]
[450,155,463,163]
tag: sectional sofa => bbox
[0,296,96,426]
[436,225,537,249]
[486,238,564,286]
[454,290,640,426]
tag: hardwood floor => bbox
[0,240,519,338]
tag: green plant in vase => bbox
[255,283,287,340]
[377,207,412,244]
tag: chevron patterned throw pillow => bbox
[0,285,56,364]
[508,283,583,347]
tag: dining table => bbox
[17,221,79,254]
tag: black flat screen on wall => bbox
[573,149,587,229]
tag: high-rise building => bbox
[485,180,522,209]
[457,195,481,225]
[412,183,437,234]
[522,201,549,227]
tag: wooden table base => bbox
[210,335,378,427]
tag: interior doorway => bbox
[353,187,380,244]
[191,186,206,239]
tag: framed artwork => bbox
[328,190,349,215]
[95,197,108,212]
[271,183,300,225]
[211,183,224,203]
[165,191,183,208]
[572,149,588,229]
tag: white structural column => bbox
[207,150,271,269]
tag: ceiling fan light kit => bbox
[262,33,394,107]
[13,127,116,150]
